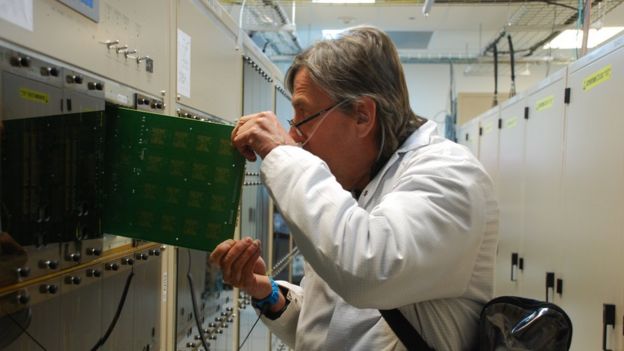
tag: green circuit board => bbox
[102,106,244,251]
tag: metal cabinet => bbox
[559,36,624,351]
[520,68,568,302]
[495,93,527,297]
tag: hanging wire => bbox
[4,310,46,350]
[186,249,211,351]
[239,245,300,350]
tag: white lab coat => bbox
[260,121,499,350]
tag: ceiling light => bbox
[544,27,624,49]
[313,0,374,3]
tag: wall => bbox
[402,62,558,135]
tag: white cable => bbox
[236,0,247,51]
[298,100,348,148]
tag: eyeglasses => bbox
[287,100,347,138]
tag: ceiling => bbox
[219,0,624,66]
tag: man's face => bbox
[289,69,363,189]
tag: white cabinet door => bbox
[521,69,567,302]
[495,95,527,297]
[457,117,480,158]
[478,107,500,193]
[560,37,624,351]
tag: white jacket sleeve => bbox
[261,144,490,310]
[259,280,303,348]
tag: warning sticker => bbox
[583,64,612,91]
[483,122,493,134]
[505,116,518,129]
[535,95,554,112]
[19,88,49,104]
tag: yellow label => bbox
[483,122,493,134]
[535,95,554,112]
[505,117,518,129]
[583,64,612,91]
[19,88,49,104]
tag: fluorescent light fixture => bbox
[322,29,345,39]
[544,27,624,49]
[313,0,374,3]
[422,0,434,16]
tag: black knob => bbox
[135,253,148,260]
[87,248,101,256]
[17,293,30,305]
[39,260,58,269]
[155,102,163,109]
[149,249,161,256]
[67,75,83,84]
[16,267,31,278]
[122,258,134,265]
[39,284,58,294]
[105,263,120,271]
[65,276,81,285]
[9,56,20,66]
[87,269,101,278]
[95,82,103,90]
[88,82,97,90]
[19,57,31,67]
[40,66,59,76]
[68,253,81,262]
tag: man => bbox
[210,26,498,350]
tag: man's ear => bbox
[354,96,377,137]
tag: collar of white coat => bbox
[357,120,438,206]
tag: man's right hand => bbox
[209,237,272,299]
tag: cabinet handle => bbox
[603,304,615,351]
[556,278,563,296]
[545,272,555,302]
[511,253,519,281]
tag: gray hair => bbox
[285,25,425,161]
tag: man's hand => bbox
[209,237,271,299]
[231,111,296,161]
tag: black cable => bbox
[187,249,211,351]
[238,246,299,349]
[91,267,135,351]
[492,43,499,107]
[238,308,265,350]
[5,309,46,350]
[507,34,516,97]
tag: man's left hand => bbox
[231,111,296,161]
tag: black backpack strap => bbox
[380,308,435,351]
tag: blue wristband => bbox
[253,277,279,310]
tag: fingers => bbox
[231,117,257,161]
[211,237,262,288]
[236,243,261,283]
[231,112,293,160]
[209,239,235,266]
